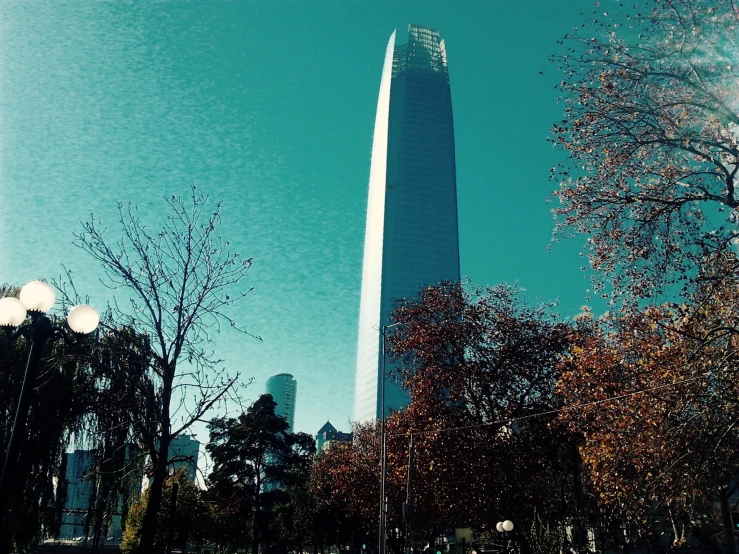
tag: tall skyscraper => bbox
[265,373,297,431]
[354,25,461,423]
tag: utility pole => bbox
[378,326,388,554]
[379,430,387,554]
[404,433,415,554]
[378,322,402,554]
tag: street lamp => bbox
[496,521,515,554]
[0,280,99,539]
[502,521,514,532]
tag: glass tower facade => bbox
[265,373,297,431]
[354,25,460,423]
[168,433,201,481]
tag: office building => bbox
[58,444,145,542]
[144,434,200,491]
[168,434,200,481]
[265,373,297,432]
[58,449,96,539]
[354,25,461,423]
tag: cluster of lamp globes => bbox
[469,521,514,554]
[496,520,514,533]
[0,280,99,334]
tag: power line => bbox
[387,371,710,437]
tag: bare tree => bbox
[71,188,257,554]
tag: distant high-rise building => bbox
[354,25,461,423]
[58,449,96,539]
[315,421,353,452]
[57,444,144,542]
[265,373,297,431]
[168,434,200,481]
[145,434,201,491]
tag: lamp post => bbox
[379,322,402,554]
[0,281,99,543]
[403,433,414,554]
[496,521,515,554]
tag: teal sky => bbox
[0,0,602,439]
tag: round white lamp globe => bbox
[496,522,504,533]
[502,520,514,532]
[0,297,27,326]
[67,305,100,334]
[19,281,55,313]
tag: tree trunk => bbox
[91,444,115,554]
[571,441,584,552]
[137,363,174,554]
[138,432,171,554]
[669,507,679,547]
[252,481,261,554]
[252,510,260,554]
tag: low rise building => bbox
[315,421,352,452]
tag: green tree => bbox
[206,394,315,554]
[0,286,149,551]
[0,291,94,550]
[267,432,324,552]
[81,326,158,549]
[0,286,160,552]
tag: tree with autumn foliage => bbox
[558,298,739,552]
[387,282,579,533]
[311,422,383,548]
[313,282,578,547]
[551,0,739,304]
[390,282,571,426]
[549,3,739,550]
